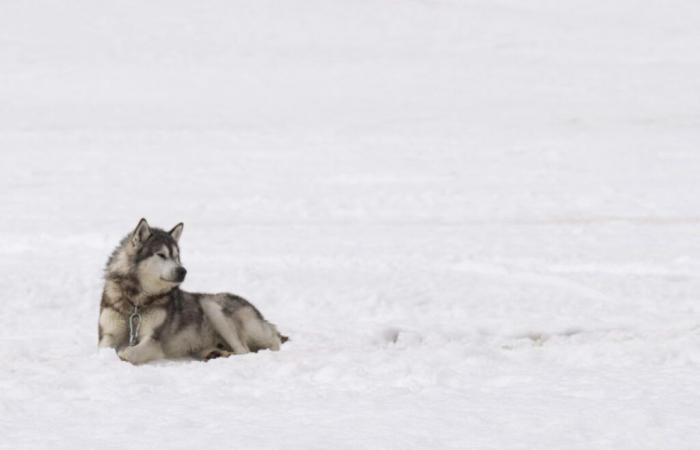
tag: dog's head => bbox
[124,218,187,294]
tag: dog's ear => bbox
[169,222,184,243]
[131,218,152,246]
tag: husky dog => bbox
[98,218,287,364]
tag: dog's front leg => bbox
[98,334,119,349]
[118,338,165,365]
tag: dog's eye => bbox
[157,253,166,259]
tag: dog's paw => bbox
[204,350,233,361]
[117,346,138,364]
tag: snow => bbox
[1,0,700,448]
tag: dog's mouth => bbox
[159,277,181,283]
[160,267,187,283]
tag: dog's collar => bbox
[128,305,141,346]
[124,289,175,346]
[126,287,176,309]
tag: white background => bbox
[1,1,699,448]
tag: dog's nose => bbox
[175,267,187,281]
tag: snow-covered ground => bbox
[2,1,700,448]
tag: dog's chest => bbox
[101,305,167,344]
[130,307,167,343]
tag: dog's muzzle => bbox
[174,267,187,282]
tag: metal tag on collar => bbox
[128,305,142,346]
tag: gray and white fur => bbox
[98,218,287,364]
